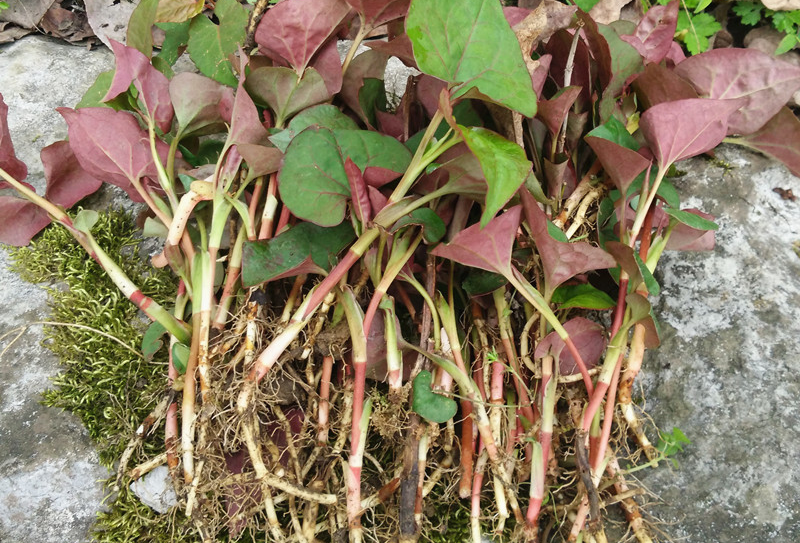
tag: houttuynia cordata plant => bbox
[2,0,800,541]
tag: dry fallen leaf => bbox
[590,0,634,25]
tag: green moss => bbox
[93,485,194,543]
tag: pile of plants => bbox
[2,0,800,541]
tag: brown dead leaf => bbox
[0,21,32,43]
[40,4,95,42]
[589,0,633,25]
[0,0,55,28]
[773,187,797,201]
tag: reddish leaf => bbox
[41,141,103,207]
[309,38,343,95]
[631,62,698,110]
[531,54,551,97]
[639,98,743,167]
[413,152,486,200]
[230,58,270,146]
[0,94,27,182]
[534,317,606,375]
[620,0,678,65]
[735,107,800,178]
[536,86,581,136]
[255,0,352,74]
[245,66,331,127]
[545,29,592,109]
[104,40,174,133]
[431,206,521,277]
[170,72,235,138]
[664,209,716,251]
[674,48,800,135]
[236,144,283,177]
[58,107,161,202]
[341,49,388,126]
[577,11,612,90]
[520,189,616,297]
[585,136,651,194]
[345,157,371,224]
[345,0,409,29]
[367,185,388,215]
[0,197,50,246]
[367,34,417,68]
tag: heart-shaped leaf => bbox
[187,0,247,87]
[170,72,235,139]
[431,206,521,278]
[461,126,532,227]
[255,0,352,74]
[105,40,174,133]
[674,48,800,135]
[269,104,358,152]
[245,66,331,127]
[632,62,698,110]
[333,129,412,179]
[412,370,458,424]
[142,321,168,361]
[390,208,446,243]
[521,190,616,297]
[41,141,103,208]
[242,222,355,287]
[620,0,678,65]
[534,317,606,375]
[407,0,537,116]
[732,107,800,178]
[585,136,651,195]
[0,198,50,246]
[346,0,409,29]
[639,98,743,167]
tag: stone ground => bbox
[1,35,799,543]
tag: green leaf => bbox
[412,370,458,424]
[333,129,413,174]
[269,104,359,152]
[241,222,355,287]
[390,208,446,243]
[597,24,645,121]
[575,0,602,11]
[77,71,115,109]
[461,127,532,227]
[775,32,799,56]
[732,2,763,26]
[127,0,158,57]
[359,78,388,127]
[406,0,537,116]
[171,342,190,374]
[694,0,713,13]
[633,252,660,296]
[678,12,720,55]
[663,207,719,230]
[546,220,569,243]
[586,116,639,151]
[462,269,507,297]
[187,0,247,86]
[73,210,99,233]
[551,283,616,310]
[156,21,191,66]
[142,321,167,360]
[279,128,349,225]
[628,174,680,209]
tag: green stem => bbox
[629,165,667,243]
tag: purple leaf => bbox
[431,206,521,277]
[345,0,409,29]
[255,0,353,74]
[230,58,270,146]
[41,141,103,207]
[639,98,743,167]
[620,0,678,65]
[58,107,160,202]
[631,62,698,109]
[544,29,592,109]
[735,107,800,178]
[674,48,800,135]
[236,144,283,177]
[413,152,486,200]
[536,86,582,136]
[520,189,616,296]
[0,93,27,182]
[664,209,716,251]
[170,72,235,138]
[308,38,343,95]
[534,317,606,375]
[584,136,651,194]
[345,157,371,224]
[0,198,50,246]
[341,48,388,126]
[367,34,417,68]
[104,40,174,133]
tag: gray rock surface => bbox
[0,36,113,543]
[639,146,800,542]
[1,34,800,543]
